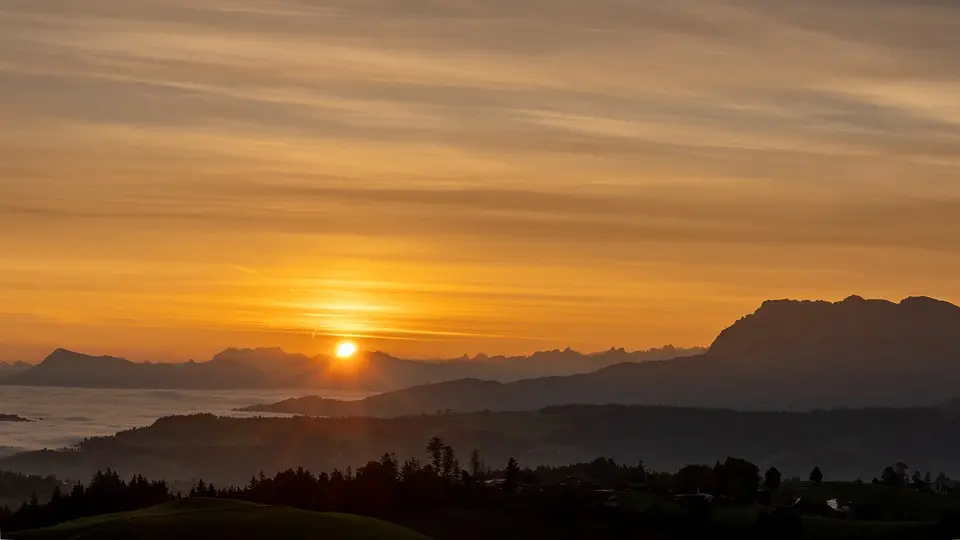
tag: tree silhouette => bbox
[426,437,445,471]
[675,464,713,494]
[764,467,782,492]
[0,443,824,536]
[882,466,903,487]
[809,466,823,485]
[503,458,520,493]
[715,457,760,501]
[401,458,422,483]
[441,446,459,481]
[469,449,485,480]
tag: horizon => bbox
[7,342,707,365]
[5,293,956,363]
[3,0,960,362]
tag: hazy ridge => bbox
[5,404,960,485]
[0,346,703,391]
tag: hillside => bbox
[4,405,960,486]
[243,296,960,413]
[9,498,431,540]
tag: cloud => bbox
[1,0,959,357]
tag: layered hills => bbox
[5,405,960,485]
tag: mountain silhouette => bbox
[2,346,702,391]
[6,349,264,389]
[0,361,31,381]
[241,296,960,413]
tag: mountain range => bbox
[0,361,31,379]
[5,295,960,410]
[0,345,701,391]
[239,295,960,412]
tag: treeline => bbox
[0,470,170,532]
[7,407,960,486]
[3,436,957,535]
[0,436,789,534]
[0,471,62,509]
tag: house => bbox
[826,498,853,516]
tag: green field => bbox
[9,499,432,540]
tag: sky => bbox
[1,0,959,362]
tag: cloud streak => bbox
[0,0,958,359]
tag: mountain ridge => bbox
[2,345,703,391]
[239,295,960,413]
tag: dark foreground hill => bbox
[244,296,960,413]
[9,498,430,540]
[4,405,960,486]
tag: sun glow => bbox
[335,341,358,359]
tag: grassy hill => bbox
[9,498,432,540]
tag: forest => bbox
[5,405,960,487]
[4,436,960,540]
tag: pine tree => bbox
[469,449,485,479]
[809,466,824,484]
[427,437,445,472]
[441,446,459,481]
[504,458,521,493]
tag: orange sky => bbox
[1,0,959,362]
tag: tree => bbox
[880,462,909,488]
[426,437,445,471]
[764,467,782,492]
[440,446,459,481]
[503,458,520,493]
[469,449,485,480]
[716,457,760,501]
[191,479,207,497]
[675,464,714,495]
[882,466,903,487]
[401,458,422,483]
[936,472,949,492]
[809,466,823,485]
[912,470,924,489]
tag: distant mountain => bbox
[6,349,265,389]
[709,295,960,369]
[0,361,32,381]
[2,346,703,391]
[241,296,960,413]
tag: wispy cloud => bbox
[0,0,958,359]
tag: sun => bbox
[335,341,358,359]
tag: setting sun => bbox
[335,342,358,359]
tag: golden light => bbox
[335,341,358,359]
